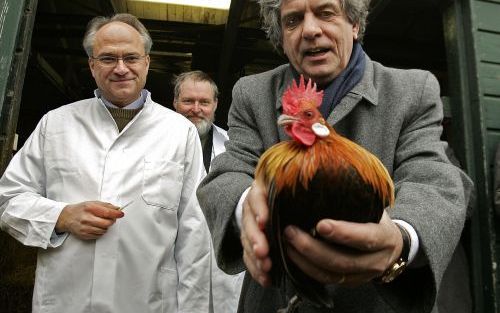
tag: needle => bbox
[118,200,134,211]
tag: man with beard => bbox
[173,71,228,173]
[173,70,244,313]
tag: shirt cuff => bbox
[235,187,251,230]
[392,219,419,264]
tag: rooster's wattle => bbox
[254,76,394,309]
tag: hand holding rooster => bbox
[241,181,404,287]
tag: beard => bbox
[193,115,214,138]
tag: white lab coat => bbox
[0,93,211,313]
[209,124,245,313]
[211,124,228,164]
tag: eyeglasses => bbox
[91,55,147,67]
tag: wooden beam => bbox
[35,53,80,100]
[0,0,38,173]
[216,0,246,127]
[111,0,128,13]
[443,0,497,312]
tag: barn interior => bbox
[1,0,454,311]
[18,0,448,146]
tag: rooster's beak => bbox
[277,114,298,126]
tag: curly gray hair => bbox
[82,13,153,57]
[257,0,369,51]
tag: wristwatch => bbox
[376,223,410,283]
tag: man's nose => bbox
[192,102,201,112]
[113,59,129,74]
[302,14,322,39]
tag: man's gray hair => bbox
[257,0,370,52]
[82,13,153,57]
[173,70,219,102]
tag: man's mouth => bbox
[188,116,206,121]
[304,48,329,57]
[111,78,134,82]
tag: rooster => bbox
[255,76,394,310]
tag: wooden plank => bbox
[111,0,128,13]
[488,131,500,165]
[175,4,184,22]
[214,9,225,25]
[207,8,217,24]
[484,96,500,130]
[474,1,500,32]
[478,62,500,96]
[143,2,160,20]
[477,31,500,64]
[127,1,144,18]
[167,4,183,22]
[159,3,167,20]
[183,5,193,23]
[199,8,209,24]
[478,0,500,4]
[191,6,201,23]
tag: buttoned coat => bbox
[197,57,473,313]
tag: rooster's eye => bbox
[304,110,314,119]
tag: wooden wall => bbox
[469,0,500,311]
[126,1,229,24]
[474,1,500,164]
[443,0,500,311]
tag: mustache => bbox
[187,113,209,120]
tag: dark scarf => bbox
[201,126,214,173]
[292,41,366,118]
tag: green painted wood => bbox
[484,97,500,130]
[474,1,500,32]
[478,63,500,96]
[442,96,452,118]
[0,0,25,114]
[444,0,499,312]
[488,132,500,164]
[478,0,500,4]
[477,32,500,64]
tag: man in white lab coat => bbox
[173,71,227,172]
[0,14,210,313]
[173,70,244,313]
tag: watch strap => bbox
[375,223,411,283]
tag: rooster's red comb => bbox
[282,75,324,115]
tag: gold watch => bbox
[376,223,410,283]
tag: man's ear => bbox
[145,55,151,71]
[353,23,360,40]
[89,58,96,78]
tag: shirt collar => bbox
[94,89,149,109]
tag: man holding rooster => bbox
[197,0,473,312]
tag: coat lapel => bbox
[326,55,378,126]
